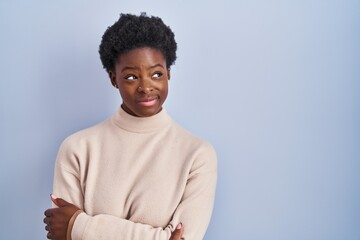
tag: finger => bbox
[44,209,52,217]
[50,194,58,205]
[50,194,62,207]
[51,195,69,208]
[47,231,53,239]
[170,223,183,240]
[43,216,50,225]
[45,225,51,231]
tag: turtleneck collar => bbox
[111,106,172,133]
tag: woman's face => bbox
[110,47,170,117]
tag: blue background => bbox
[0,0,359,239]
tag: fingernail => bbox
[176,223,182,229]
[50,194,58,200]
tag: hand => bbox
[169,223,184,240]
[43,195,80,240]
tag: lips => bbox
[137,96,159,107]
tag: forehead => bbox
[116,47,166,67]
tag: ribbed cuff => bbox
[71,212,91,240]
[67,210,84,240]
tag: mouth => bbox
[137,96,159,107]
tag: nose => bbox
[137,78,153,94]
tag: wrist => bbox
[67,209,83,240]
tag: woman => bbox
[43,13,217,240]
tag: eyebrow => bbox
[120,63,165,73]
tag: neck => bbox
[111,106,171,133]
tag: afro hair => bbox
[99,13,177,73]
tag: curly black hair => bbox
[99,13,177,73]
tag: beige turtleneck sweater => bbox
[52,107,217,240]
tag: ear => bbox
[109,71,118,88]
[167,68,171,80]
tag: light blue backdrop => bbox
[0,0,359,239]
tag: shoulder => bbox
[55,118,112,172]
[58,118,111,153]
[169,120,217,166]
[171,120,215,148]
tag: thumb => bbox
[50,194,70,207]
[170,223,183,240]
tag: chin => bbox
[134,107,162,117]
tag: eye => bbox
[152,72,163,79]
[125,75,137,80]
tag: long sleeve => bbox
[168,144,217,239]
[52,109,217,240]
[53,140,171,239]
[53,161,171,239]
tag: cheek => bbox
[160,83,169,100]
[118,86,133,100]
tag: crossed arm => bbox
[43,142,217,240]
[43,196,184,240]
